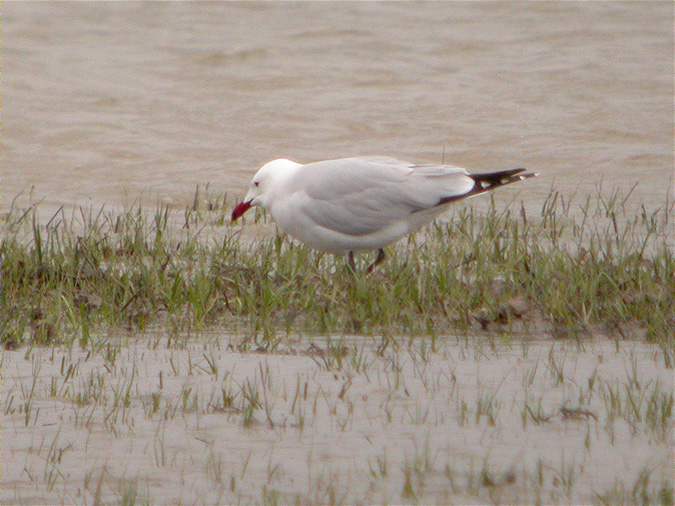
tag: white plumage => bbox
[232,157,536,271]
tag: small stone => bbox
[507,296,530,318]
[75,291,103,309]
[473,308,492,330]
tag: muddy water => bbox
[2,2,673,221]
[2,5,672,503]
[1,335,672,504]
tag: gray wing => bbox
[288,157,475,236]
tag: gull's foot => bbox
[347,251,357,273]
[366,249,386,275]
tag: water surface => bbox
[2,334,671,504]
[2,2,672,220]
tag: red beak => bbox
[231,200,252,222]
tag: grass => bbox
[0,186,672,350]
[1,187,672,505]
[595,468,673,506]
[2,327,671,504]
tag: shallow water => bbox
[1,334,671,504]
[2,2,673,222]
[1,5,673,502]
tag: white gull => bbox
[232,157,537,272]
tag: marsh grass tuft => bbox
[1,187,672,348]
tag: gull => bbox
[231,157,537,272]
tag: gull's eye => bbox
[254,181,260,187]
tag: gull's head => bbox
[231,158,301,222]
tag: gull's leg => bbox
[366,249,386,274]
[347,251,357,272]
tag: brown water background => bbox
[2,2,673,218]
[1,5,674,503]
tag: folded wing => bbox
[289,157,475,236]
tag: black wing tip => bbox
[500,167,537,178]
[516,170,538,180]
[435,168,538,207]
[471,168,536,184]
[472,167,524,179]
